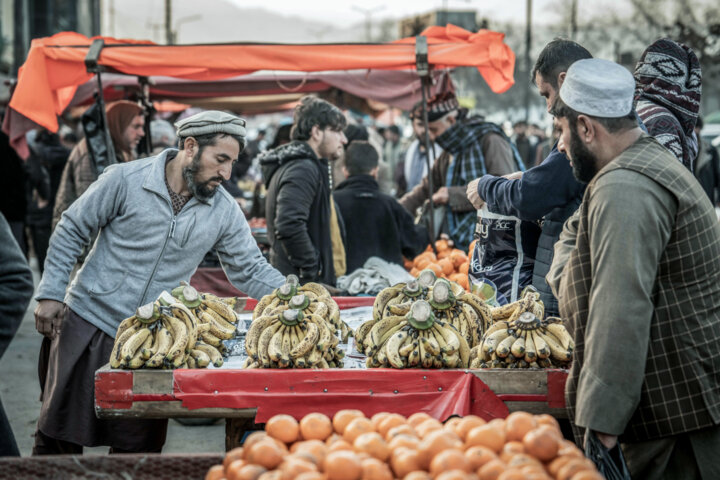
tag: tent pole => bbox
[138,76,154,156]
[416,35,437,251]
[85,39,117,171]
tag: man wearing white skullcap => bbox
[32,110,285,454]
[547,58,720,479]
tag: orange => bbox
[569,471,604,480]
[450,250,468,268]
[416,257,432,270]
[333,410,366,435]
[459,262,470,276]
[326,433,345,446]
[205,464,225,480]
[449,273,469,291]
[465,424,506,453]
[464,445,497,470]
[343,417,375,443]
[534,414,560,432]
[547,456,573,476]
[505,453,541,468]
[467,240,477,256]
[301,413,334,441]
[390,447,422,478]
[407,412,434,428]
[243,431,269,451]
[223,447,245,470]
[522,427,559,462]
[266,414,300,444]
[415,418,443,438]
[456,416,486,442]
[388,434,421,451]
[499,442,524,463]
[429,448,472,477]
[504,412,537,443]
[425,263,444,278]
[477,458,506,480]
[386,424,417,441]
[410,267,420,277]
[360,457,393,480]
[418,429,463,469]
[438,258,455,276]
[435,470,470,480]
[436,239,450,252]
[257,471,283,480]
[403,472,432,480]
[226,463,266,480]
[354,432,391,462]
[557,440,584,458]
[246,438,284,470]
[443,417,462,435]
[293,440,328,466]
[556,458,595,480]
[279,457,318,480]
[324,450,363,480]
[495,469,525,480]
[295,473,327,480]
[370,412,391,431]
[328,439,354,452]
[377,414,406,438]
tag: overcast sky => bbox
[228,0,570,27]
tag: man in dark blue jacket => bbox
[467,39,591,317]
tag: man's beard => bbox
[182,151,223,202]
[568,126,598,183]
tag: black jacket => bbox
[334,175,429,273]
[261,141,343,285]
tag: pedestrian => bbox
[32,111,285,454]
[465,39,591,317]
[400,102,444,196]
[400,92,522,251]
[0,213,35,456]
[511,120,535,170]
[549,58,720,479]
[333,141,428,273]
[633,38,702,171]
[260,96,348,286]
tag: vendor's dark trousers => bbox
[32,430,163,455]
[0,397,20,456]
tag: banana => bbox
[114,315,138,341]
[544,323,574,350]
[458,293,494,334]
[121,327,152,362]
[110,322,141,368]
[372,284,403,320]
[510,335,526,358]
[164,316,189,362]
[460,304,482,347]
[385,330,408,368]
[268,326,285,363]
[484,320,510,337]
[298,282,330,298]
[126,347,146,369]
[523,329,537,363]
[490,302,520,321]
[442,352,460,368]
[309,301,329,320]
[200,305,236,340]
[482,328,510,355]
[420,333,440,356]
[140,331,155,360]
[387,302,413,316]
[191,349,211,368]
[307,313,332,351]
[531,330,550,359]
[203,298,237,324]
[258,322,283,367]
[187,355,198,369]
[398,335,416,357]
[246,315,276,357]
[171,303,199,353]
[368,315,405,349]
[290,321,318,358]
[531,302,545,321]
[456,330,471,367]
[194,342,224,367]
[146,326,173,368]
[200,331,223,348]
[541,329,573,363]
[495,333,517,358]
[305,345,323,366]
[354,320,375,350]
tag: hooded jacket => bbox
[261,141,343,285]
[634,38,701,172]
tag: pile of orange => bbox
[206,410,602,480]
[405,239,477,291]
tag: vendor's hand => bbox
[503,171,524,180]
[432,187,449,205]
[594,431,618,450]
[466,179,485,210]
[35,300,65,338]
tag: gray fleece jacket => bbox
[36,149,285,337]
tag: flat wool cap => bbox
[559,58,635,118]
[174,111,247,147]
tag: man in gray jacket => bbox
[32,111,285,454]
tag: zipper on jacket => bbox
[138,213,176,307]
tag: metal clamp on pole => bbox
[84,39,117,174]
[416,35,437,251]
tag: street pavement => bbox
[0,260,225,456]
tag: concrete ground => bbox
[0,260,225,456]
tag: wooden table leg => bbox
[225,417,259,451]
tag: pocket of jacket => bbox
[88,270,128,297]
[178,213,196,248]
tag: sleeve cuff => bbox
[574,367,639,435]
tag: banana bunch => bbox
[469,312,574,369]
[364,300,470,369]
[489,287,545,324]
[253,275,351,342]
[424,278,492,348]
[243,308,345,368]
[169,284,240,349]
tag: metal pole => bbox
[165,0,173,44]
[416,36,436,249]
[524,0,533,122]
[94,71,117,170]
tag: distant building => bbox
[399,10,477,38]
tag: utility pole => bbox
[352,5,385,42]
[569,0,578,38]
[524,0,533,121]
[165,0,173,45]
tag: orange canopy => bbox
[4,24,515,153]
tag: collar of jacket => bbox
[141,148,215,208]
[335,174,379,191]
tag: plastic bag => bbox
[469,205,540,303]
[584,430,632,480]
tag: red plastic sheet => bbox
[172,369,510,422]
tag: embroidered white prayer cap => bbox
[559,59,635,118]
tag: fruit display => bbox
[362,300,470,369]
[109,284,237,369]
[405,238,471,291]
[254,275,351,342]
[357,275,491,356]
[206,410,602,480]
[471,291,574,370]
